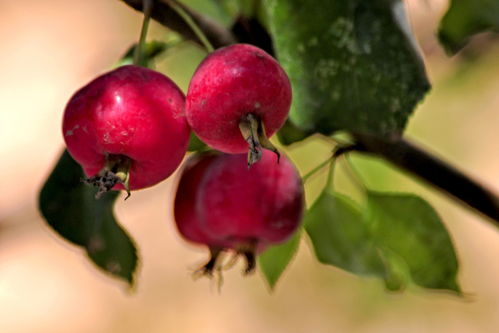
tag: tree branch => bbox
[351,133,499,223]
[120,0,236,48]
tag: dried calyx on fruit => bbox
[174,150,304,280]
[63,65,190,198]
[186,44,292,165]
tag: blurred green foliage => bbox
[439,0,499,54]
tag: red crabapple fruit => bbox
[174,150,304,275]
[63,65,190,198]
[185,44,292,165]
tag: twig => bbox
[133,0,153,65]
[166,0,214,52]
[351,133,499,223]
[121,0,236,49]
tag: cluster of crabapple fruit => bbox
[62,43,304,276]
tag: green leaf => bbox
[304,190,460,293]
[439,0,499,54]
[187,131,209,152]
[265,0,429,136]
[259,230,301,289]
[381,251,408,292]
[304,192,386,278]
[276,119,310,146]
[116,40,170,67]
[182,0,236,27]
[367,191,461,293]
[39,150,138,285]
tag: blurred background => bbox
[1,0,499,332]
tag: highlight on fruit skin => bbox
[185,43,292,165]
[173,150,304,278]
[62,65,190,198]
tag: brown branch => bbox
[120,0,236,48]
[351,133,499,223]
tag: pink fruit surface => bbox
[62,65,190,191]
[185,44,292,155]
[174,153,229,248]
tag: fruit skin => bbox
[174,153,230,248]
[62,65,190,191]
[185,43,292,154]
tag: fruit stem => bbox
[133,0,154,66]
[235,240,257,275]
[242,250,256,275]
[166,0,215,53]
[193,246,223,278]
[238,114,280,166]
[115,162,132,200]
[82,155,132,199]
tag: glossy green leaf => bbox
[259,230,301,289]
[367,191,461,293]
[439,0,499,54]
[304,192,386,278]
[39,151,138,285]
[265,0,429,136]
